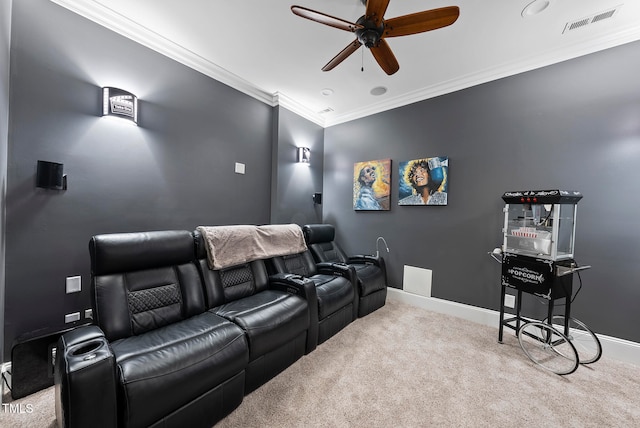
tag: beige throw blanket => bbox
[197,224,307,270]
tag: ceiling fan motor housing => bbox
[355,16,384,48]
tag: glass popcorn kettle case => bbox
[501,190,583,261]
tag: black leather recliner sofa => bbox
[268,248,358,345]
[303,224,388,317]
[55,230,248,428]
[193,229,318,393]
[55,228,317,428]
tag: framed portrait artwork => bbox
[398,157,448,206]
[353,159,391,211]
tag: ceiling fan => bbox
[291,0,460,75]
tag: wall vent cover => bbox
[563,5,622,34]
[318,107,334,115]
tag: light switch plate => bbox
[66,276,81,293]
[235,162,245,174]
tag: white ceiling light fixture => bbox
[522,0,551,18]
[321,88,334,96]
[370,86,388,96]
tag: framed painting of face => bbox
[353,159,391,211]
[399,157,448,206]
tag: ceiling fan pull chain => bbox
[361,46,364,72]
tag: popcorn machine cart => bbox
[495,190,601,375]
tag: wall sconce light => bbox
[297,147,310,164]
[102,87,138,125]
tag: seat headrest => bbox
[192,229,207,260]
[303,224,335,244]
[89,230,195,275]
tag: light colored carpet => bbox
[2,300,639,427]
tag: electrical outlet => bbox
[504,294,516,308]
[65,312,80,323]
[50,346,57,376]
[1,362,12,389]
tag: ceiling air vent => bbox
[318,107,334,115]
[563,5,622,34]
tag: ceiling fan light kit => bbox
[291,0,460,76]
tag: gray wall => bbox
[324,41,640,343]
[4,0,278,357]
[4,0,639,359]
[271,106,324,225]
[0,0,12,369]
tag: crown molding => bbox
[50,1,640,129]
[49,0,276,107]
[323,24,640,127]
[274,92,326,127]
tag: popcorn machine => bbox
[494,190,600,374]
[499,190,584,337]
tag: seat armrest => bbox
[316,262,359,319]
[316,262,352,278]
[59,325,105,348]
[55,326,117,428]
[269,273,318,353]
[269,273,317,301]
[347,254,382,266]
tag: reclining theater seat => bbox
[194,226,318,393]
[55,230,249,428]
[269,247,357,345]
[303,224,388,318]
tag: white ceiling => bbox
[51,0,640,127]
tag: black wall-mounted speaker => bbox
[36,160,65,190]
[313,192,322,204]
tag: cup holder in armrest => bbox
[72,341,102,356]
[56,334,117,428]
[68,339,109,363]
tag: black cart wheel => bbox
[543,316,602,364]
[518,321,579,375]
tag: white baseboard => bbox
[387,288,640,366]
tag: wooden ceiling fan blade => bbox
[322,40,362,71]
[365,0,391,27]
[370,39,399,75]
[384,6,460,38]
[291,5,362,32]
